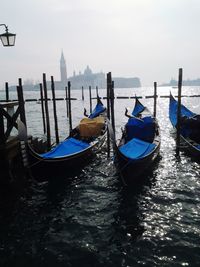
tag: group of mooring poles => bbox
[39,74,73,150]
[30,74,102,152]
[79,75,115,158]
[81,85,98,101]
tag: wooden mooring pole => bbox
[0,106,8,177]
[110,80,116,141]
[153,82,157,118]
[96,86,99,97]
[5,82,9,102]
[65,86,69,118]
[81,86,84,101]
[0,107,5,147]
[107,72,112,158]
[43,73,51,150]
[39,83,46,135]
[51,76,59,144]
[89,85,92,114]
[68,81,72,132]
[176,68,183,156]
[5,82,10,129]
[17,78,26,127]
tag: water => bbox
[0,87,200,266]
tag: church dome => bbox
[84,65,92,76]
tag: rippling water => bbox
[0,87,200,266]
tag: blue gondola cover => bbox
[119,138,156,160]
[126,116,155,142]
[41,138,90,158]
[89,103,106,119]
[132,100,145,116]
[169,95,196,127]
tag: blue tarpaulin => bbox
[126,116,155,142]
[119,138,156,160]
[169,95,200,142]
[169,95,196,127]
[89,103,106,119]
[41,138,90,158]
[132,100,145,116]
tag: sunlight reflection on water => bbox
[1,87,200,266]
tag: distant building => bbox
[68,65,106,89]
[60,51,67,87]
[68,63,141,89]
[4,52,141,91]
[161,77,200,87]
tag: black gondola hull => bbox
[115,142,160,185]
[28,133,106,181]
[169,93,200,158]
[110,97,161,185]
[180,136,200,158]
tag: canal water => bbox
[0,87,200,266]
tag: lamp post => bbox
[0,24,16,47]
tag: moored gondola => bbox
[112,97,160,185]
[26,97,107,179]
[169,93,200,157]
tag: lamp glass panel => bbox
[0,33,16,46]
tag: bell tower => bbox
[60,51,67,87]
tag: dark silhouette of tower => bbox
[60,51,67,87]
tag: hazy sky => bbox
[1,0,200,88]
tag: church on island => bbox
[60,52,141,89]
[4,52,141,91]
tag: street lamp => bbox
[0,24,16,47]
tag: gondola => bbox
[111,97,160,185]
[169,93,200,157]
[25,97,107,179]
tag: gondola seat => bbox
[41,138,90,158]
[119,138,156,160]
[125,116,155,142]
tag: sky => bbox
[1,0,200,88]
